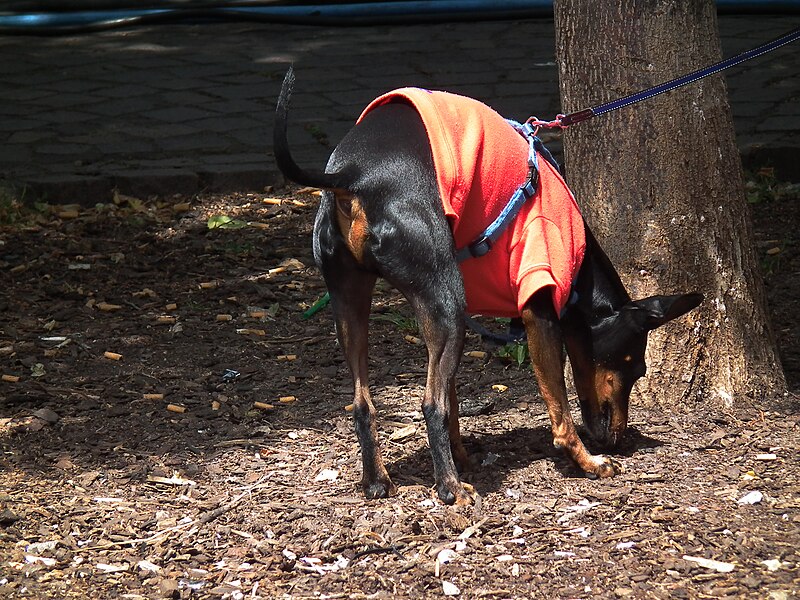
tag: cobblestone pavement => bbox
[0,15,797,202]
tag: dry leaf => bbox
[56,208,80,219]
[97,302,122,311]
[26,555,56,567]
[314,468,339,482]
[55,456,74,470]
[147,474,196,487]
[436,548,457,577]
[137,560,162,573]
[95,563,130,573]
[682,555,735,573]
[737,490,763,505]
[442,581,460,596]
[458,518,488,540]
[389,424,417,441]
[762,559,784,572]
[33,408,59,423]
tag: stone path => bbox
[0,14,797,203]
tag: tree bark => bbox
[553,0,786,407]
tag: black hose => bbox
[0,3,556,36]
[0,1,798,37]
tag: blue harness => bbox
[455,119,561,263]
[458,120,565,344]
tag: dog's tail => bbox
[274,67,342,191]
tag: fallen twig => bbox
[351,544,406,561]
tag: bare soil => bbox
[0,184,797,599]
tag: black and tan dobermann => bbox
[273,69,703,505]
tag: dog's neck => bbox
[562,223,631,325]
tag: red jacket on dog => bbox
[359,88,586,318]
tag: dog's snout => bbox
[602,402,612,427]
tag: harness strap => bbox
[464,315,526,345]
[455,120,548,263]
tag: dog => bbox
[273,68,703,505]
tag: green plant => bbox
[0,183,24,225]
[497,341,529,368]
[222,240,256,256]
[304,123,329,146]
[745,168,800,205]
[760,245,784,277]
[0,185,50,227]
[372,310,419,334]
[207,214,247,229]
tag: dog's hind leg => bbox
[315,197,395,499]
[447,378,471,473]
[385,253,472,505]
[330,267,396,498]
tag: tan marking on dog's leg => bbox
[447,379,471,473]
[521,304,620,479]
[336,281,396,499]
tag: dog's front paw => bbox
[363,476,397,499]
[584,454,622,479]
[438,481,479,506]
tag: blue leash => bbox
[540,26,800,128]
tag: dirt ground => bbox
[0,181,797,599]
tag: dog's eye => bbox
[603,373,618,394]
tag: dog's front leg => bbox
[522,292,619,478]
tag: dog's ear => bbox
[623,293,704,331]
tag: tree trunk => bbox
[553,0,786,407]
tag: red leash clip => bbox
[525,114,566,136]
[526,108,597,132]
